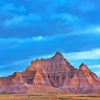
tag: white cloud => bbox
[16,48,100,65]
[63,49,100,60]
[61,25,100,36]
[17,36,46,43]
[0,58,32,69]
[5,16,25,26]
[94,26,100,33]
[32,36,45,41]
[78,1,96,12]
[0,36,46,50]
[95,71,100,76]
[4,13,41,27]
[0,58,33,77]
[50,13,78,24]
[82,25,100,34]
[1,3,26,13]
[0,36,46,43]
[89,64,100,69]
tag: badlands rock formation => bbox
[0,51,100,94]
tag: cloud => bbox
[63,25,100,36]
[0,3,26,12]
[50,13,78,25]
[0,36,46,43]
[95,71,100,76]
[59,25,100,36]
[32,36,45,41]
[0,58,31,70]
[80,25,100,34]
[0,3,26,13]
[5,16,24,26]
[0,0,100,38]
[63,49,100,60]
[0,58,32,77]
[89,64,100,69]
[0,36,46,50]
[4,13,42,27]
[77,0,96,12]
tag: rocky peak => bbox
[52,51,64,60]
[79,63,90,72]
[0,52,100,94]
[13,72,21,77]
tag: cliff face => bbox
[0,51,100,94]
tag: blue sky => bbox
[0,0,100,77]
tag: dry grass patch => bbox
[0,94,100,100]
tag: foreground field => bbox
[0,94,100,100]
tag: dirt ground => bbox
[0,94,100,100]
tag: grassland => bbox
[0,93,100,100]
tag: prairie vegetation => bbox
[0,94,100,100]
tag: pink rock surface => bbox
[0,51,100,94]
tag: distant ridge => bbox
[0,51,100,94]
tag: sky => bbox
[0,0,100,77]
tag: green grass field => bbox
[0,94,100,100]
